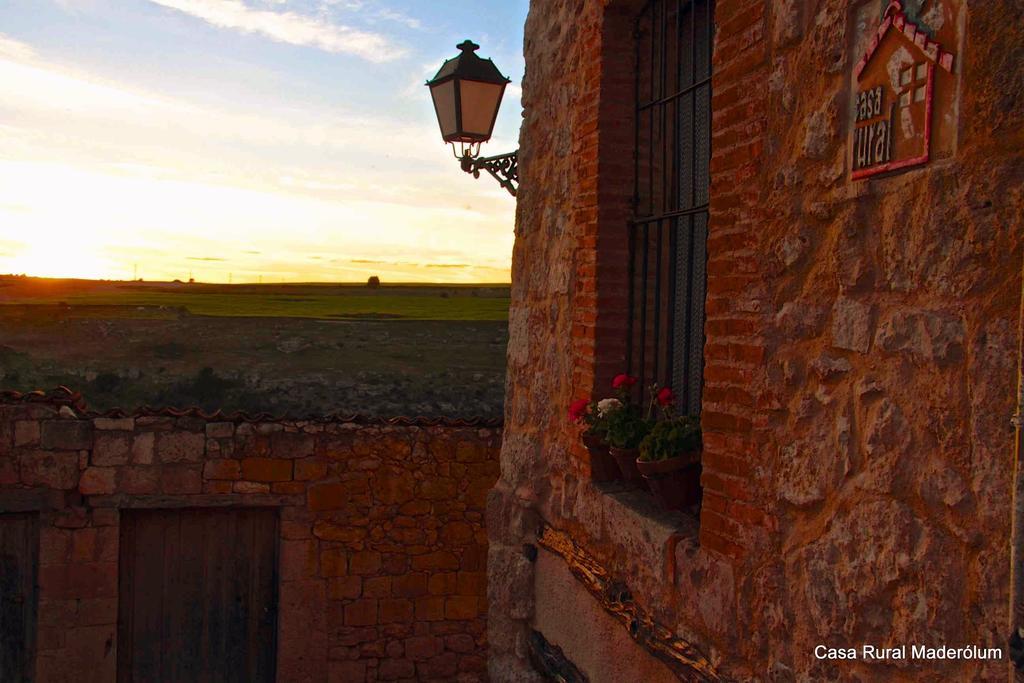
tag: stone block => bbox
[313,521,367,544]
[131,432,155,464]
[415,596,445,622]
[320,548,348,577]
[14,420,40,446]
[39,527,70,565]
[119,466,158,494]
[363,576,391,598]
[441,521,474,546]
[79,467,117,496]
[72,528,98,562]
[391,573,428,598]
[0,457,17,485]
[91,508,118,527]
[241,457,292,482]
[874,308,965,365]
[413,551,459,571]
[203,459,241,480]
[92,432,131,466]
[456,572,486,597]
[404,635,443,661]
[329,660,366,683]
[379,598,414,624]
[420,477,457,500]
[329,576,362,600]
[428,573,457,596]
[19,450,79,489]
[271,432,316,459]
[350,551,382,575]
[308,483,346,511]
[233,481,270,494]
[161,465,202,494]
[382,553,409,575]
[40,420,93,450]
[295,459,328,481]
[830,297,873,353]
[444,596,478,620]
[205,422,235,438]
[418,651,458,679]
[155,431,205,463]
[280,540,316,581]
[204,480,233,494]
[93,418,134,431]
[344,599,378,627]
[771,0,803,47]
[445,633,476,654]
[373,469,415,504]
[377,658,414,680]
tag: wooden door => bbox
[117,508,279,683]
[0,513,39,683]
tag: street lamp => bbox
[426,40,518,197]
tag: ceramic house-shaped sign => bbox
[850,0,958,180]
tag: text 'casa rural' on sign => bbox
[849,0,961,180]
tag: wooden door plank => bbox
[130,511,169,683]
[174,509,206,683]
[0,514,38,683]
[118,508,279,683]
[252,510,279,682]
[116,512,135,683]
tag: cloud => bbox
[374,8,420,30]
[187,256,227,261]
[0,35,37,62]
[148,0,404,61]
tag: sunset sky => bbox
[0,0,526,283]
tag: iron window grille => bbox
[628,0,714,416]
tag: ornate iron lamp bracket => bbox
[459,151,519,197]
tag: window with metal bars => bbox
[628,0,713,416]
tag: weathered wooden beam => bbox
[88,493,302,509]
[536,523,722,682]
[528,629,589,682]
[0,489,65,512]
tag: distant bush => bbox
[157,367,237,411]
[367,276,381,288]
[92,372,122,394]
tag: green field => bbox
[0,280,510,321]
[0,277,510,417]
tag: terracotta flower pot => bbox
[636,451,702,511]
[581,433,620,483]
[608,446,645,488]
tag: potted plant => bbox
[637,387,702,511]
[603,374,652,487]
[569,398,620,482]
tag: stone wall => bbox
[491,0,1023,681]
[0,391,499,683]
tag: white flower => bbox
[596,398,623,417]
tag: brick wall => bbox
[0,392,499,683]
[492,0,1024,681]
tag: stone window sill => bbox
[582,479,700,570]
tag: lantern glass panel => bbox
[459,80,505,138]
[431,80,458,139]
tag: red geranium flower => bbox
[656,387,675,406]
[568,398,589,422]
[612,374,637,389]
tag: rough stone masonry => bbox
[489,0,1023,681]
[0,391,500,683]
